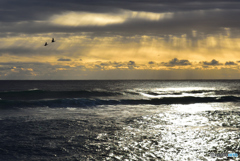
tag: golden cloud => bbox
[50,10,173,27]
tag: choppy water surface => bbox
[0,80,240,160]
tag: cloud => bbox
[202,59,222,66]
[128,61,135,66]
[162,58,191,66]
[57,58,72,61]
[1,0,240,22]
[1,60,240,79]
[95,61,137,70]
[0,1,240,37]
[50,10,173,27]
[50,12,126,27]
[95,65,102,69]
[225,61,237,65]
[127,60,136,69]
[111,62,125,68]
[1,0,240,79]
[1,33,240,66]
[1,61,240,79]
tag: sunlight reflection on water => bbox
[94,103,240,160]
[1,103,240,160]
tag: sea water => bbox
[0,80,240,160]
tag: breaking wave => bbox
[0,96,240,109]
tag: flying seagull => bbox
[44,42,48,46]
[52,38,55,43]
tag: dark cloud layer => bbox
[1,0,240,21]
[0,0,240,36]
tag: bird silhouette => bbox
[44,42,48,46]
[52,38,55,43]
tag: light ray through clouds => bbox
[0,0,240,79]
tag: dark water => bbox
[0,80,240,160]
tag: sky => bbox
[0,0,240,79]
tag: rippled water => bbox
[0,80,240,160]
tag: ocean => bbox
[0,80,239,160]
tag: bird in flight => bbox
[44,38,56,46]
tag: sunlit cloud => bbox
[50,12,125,27]
[0,30,240,79]
[0,0,240,79]
[0,60,240,80]
[50,10,173,27]
[1,31,240,64]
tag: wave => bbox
[0,90,122,100]
[0,96,240,109]
[2,88,240,101]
